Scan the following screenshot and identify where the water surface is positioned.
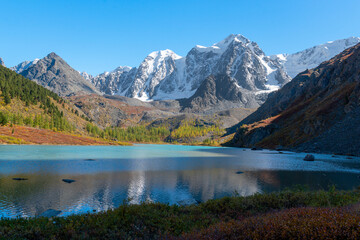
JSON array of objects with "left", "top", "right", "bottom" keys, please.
[{"left": 0, "top": 144, "right": 359, "bottom": 218}]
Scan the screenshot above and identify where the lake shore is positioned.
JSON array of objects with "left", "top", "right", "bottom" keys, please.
[{"left": 0, "top": 188, "right": 359, "bottom": 239}]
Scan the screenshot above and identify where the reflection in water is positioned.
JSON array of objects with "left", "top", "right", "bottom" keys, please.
[
  {"left": 0, "top": 169, "right": 359, "bottom": 218},
  {"left": 0, "top": 145, "right": 359, "bottom": 218}
]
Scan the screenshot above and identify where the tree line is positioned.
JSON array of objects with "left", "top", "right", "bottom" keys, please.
[{"left": 0, "top": 65, "right": 75, "bottom": 132}]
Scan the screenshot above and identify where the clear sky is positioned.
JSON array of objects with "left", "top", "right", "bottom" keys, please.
[{"left": 1, "top": 0, "right": 360, "bottom": 75}]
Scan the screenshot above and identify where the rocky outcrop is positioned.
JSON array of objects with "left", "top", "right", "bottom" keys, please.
[
  {"left": 20, "top": 52, "right": 99, "bottom": 97},
  {"left": 231, "top": 43, "right": 360, "bottom": 156}
]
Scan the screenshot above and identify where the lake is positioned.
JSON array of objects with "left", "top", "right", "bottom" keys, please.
[{"left": 0, "top": 144, "right": 359, "bottom": 218}]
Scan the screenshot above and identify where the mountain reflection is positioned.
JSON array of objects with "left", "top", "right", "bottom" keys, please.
[
  {"left": 0, "top": 168, "right": 359, "bottom": 218},
  {"left": 0, "top": 169, "right": 262, "bottom": 218}
]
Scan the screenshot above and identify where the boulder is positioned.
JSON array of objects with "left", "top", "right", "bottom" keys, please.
[
  {"left": 304, "top": 154, "right": 315, "bottom": 161},
  {"left": 62, "top": 179, "right": 76, "bottom": 183}
]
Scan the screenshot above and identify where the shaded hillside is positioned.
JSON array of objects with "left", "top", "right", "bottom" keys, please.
[
  {"left": 20, "top": 53, "right": 99, "bottom": 97},
  {"left": 231, "top": 43, "right": 360, "bottom": 156},
  {"left": 180, "top": 74, "right": 264, "bottom": 112}
]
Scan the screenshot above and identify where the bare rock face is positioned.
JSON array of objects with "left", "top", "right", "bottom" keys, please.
[
  {"left": 232, "top": 43, "right": 360, "bottom": 156},
  {"left": 20, "top": 52, "right": 100, "bottom": 97}
]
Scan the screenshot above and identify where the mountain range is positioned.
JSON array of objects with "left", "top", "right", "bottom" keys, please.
[
  {"left": 231, "top": 42, "right": 360, "bottom": 156},
  {"left": 6, "top": 34, "right": 360, "bottom": 110}
]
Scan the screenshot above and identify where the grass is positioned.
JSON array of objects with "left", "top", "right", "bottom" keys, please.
[
  {"left": 0, "top": 187, "right": 360, "bottom": 239},
  {"left": 0, "top": 134, "right": 29, "bottom": 144}
]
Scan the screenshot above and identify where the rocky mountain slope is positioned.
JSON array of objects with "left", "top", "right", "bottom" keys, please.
[
  {"left": 0, "top": 58, "right": 5, "bottom": 67},
  {"left": 18, "top": 53, "right": 100, "bottom": 97},
  {"left": 180, "top": 74, "right": 266, "bottom": 111},
  {"left": 231, "top": 42, "right": 360, "bottom": 156},
  {"left": 272, "top": 37, "right": 360, "bottom": 78}
]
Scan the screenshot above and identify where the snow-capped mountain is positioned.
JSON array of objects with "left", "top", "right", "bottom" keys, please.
[
  {"left": 124, "top": 49, "right": 182, "bottom": 100},
  {"left": 91, "top": 34, "right": 290, "bottom": 104},
  {"left": 90, "top": 66, "right": 136, "bottom": 95},
  {"left": 80, "top": 71, "right": 93, "bottom": 81},
  {"left": 0, "top": 58, "right": 5, "bottom": 67},
  {"left": 272, "top": 37, "right": 360, "bottom": 78},
  {"left": 10, "top": 59, "right": 40, "bottom": 73}
]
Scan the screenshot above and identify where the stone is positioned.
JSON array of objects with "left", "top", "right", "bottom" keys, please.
[
  {"left": 304, "top": 154, "right": 315, "bottom": 161},
  {"left": 62, "top": 179, "right": 76, "bottom": 183},
  {"left": 12, "top": 178, "right": 28, "bottom": 181}
]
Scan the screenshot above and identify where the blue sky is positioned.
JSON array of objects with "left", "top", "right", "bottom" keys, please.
[{"left": 1, "top": 0, "right": 359, "bottom": 75}]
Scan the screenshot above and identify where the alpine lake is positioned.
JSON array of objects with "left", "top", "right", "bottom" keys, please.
[{"left": 0, "top": 144, "right": 359, "bottom": 218}]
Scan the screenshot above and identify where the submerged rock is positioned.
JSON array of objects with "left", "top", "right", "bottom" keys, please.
[
  {"left": 62, "top": 179, "right": 76, "bottom": 183},
  {"left": 251, "top": 147, "right": 263, "bottom": 151},
  {"left": 12, "top": 178, "right": 28, "bottom": 181},
  {"left": 304, "top": 154, "right": 315, "bottom": 161},
  {"left": 40, "top": 209, "right": 62, "bottom": 218},
  {"left": 84, "top": 159, "right": 96, "bottom": 161}
]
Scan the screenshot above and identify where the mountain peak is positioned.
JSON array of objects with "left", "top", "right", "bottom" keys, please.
[
  {"left": 148, "top": 49, "right": 181, "bottom": 59},
  {"left": 113, "top": 66, "right": 132, "bottom": 73},
  {"left": 46, "top": 52, "right": 60, "bottom": 59},
  {"left": 193, "top": 34, "right": 252, "bottom": 54}
]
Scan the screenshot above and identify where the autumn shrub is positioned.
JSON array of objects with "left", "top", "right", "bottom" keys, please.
[{"left": 178, "top": 207, "right": 360, "bottom": 240}]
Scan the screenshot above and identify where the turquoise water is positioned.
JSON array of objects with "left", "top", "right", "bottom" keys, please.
[{"left": 0, "top": 144, "right": 359, "bottom": 218}]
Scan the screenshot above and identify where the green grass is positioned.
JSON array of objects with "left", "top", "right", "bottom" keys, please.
[
  {"left": 0, "top": 187, "right": 360, "bottom": 239},
  {"left": 0, "top": 134, "right": 29, "bottom": 144}
]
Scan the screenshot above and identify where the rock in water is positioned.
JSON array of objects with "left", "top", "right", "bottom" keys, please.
[
  {"left": 251, "top": 147, "right": 263, "bottom": 151},
  {"left": 62, "top": 179, "right": 76, "bottom": 183},
  {"left": 304, "top": 154, "right": 315, "bottom": 161},
  {"left": 39, "top": 209, "right": 62, "bottom": 218},
  {"left": 12, "top": 178, "right": 28, "bottom": 181}
]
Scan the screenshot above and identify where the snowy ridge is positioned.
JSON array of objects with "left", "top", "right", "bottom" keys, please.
[
  {"left": 272, "top": 37, "right": 360, "bottom": 78},
  {"left": 10, "top": 59, "right": 40, "bottom": 73}
]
